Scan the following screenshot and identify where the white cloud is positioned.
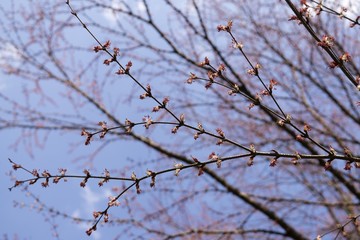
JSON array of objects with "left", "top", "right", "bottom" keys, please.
[
  {"left": 338, "top": 0, "right": 360, "bottom": 11},
  {"left": 306, "top": 0, "right": 360, "bottom": 19},
  {"left": 102, "top": 0, "right": 154, "bottom": 24},
  {"left": 72, "top": 209, "right": 101, "bottom": 240},
  {"left": 71, "top": 186, "right": 113, "bottom": 240},
  {"left": 82, "top": 186, "right": 102, "bottom": 209},
  {"left": 136, "top": 1, "right": 146, "bottom": 13},
  {"left": 0, "top": 42, "right": 22, "bottom": 91},
  {"left": 322, "top": 0, "right": 360, "bottom": 19},
  {"left": 0, "top": 42, "right": 21, "bottom": 66},
  {"left": 338, "top": 0, "right": 360, "bottom": 18},
  {"left": 102, "top": 0, "right": 125, "bottom": 24}
]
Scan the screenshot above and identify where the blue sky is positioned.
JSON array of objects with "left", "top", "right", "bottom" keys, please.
[
  {"left": 0, "top": 1, "right": 187, "bottom": 238},
  {"left": 1, "top": 0, "right": 360, "bottom": 239},
  {"left": 0, "top": 1, "right": 128, "bottom": 239}
]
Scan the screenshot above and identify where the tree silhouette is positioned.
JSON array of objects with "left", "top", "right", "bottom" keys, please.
[{"left": 2, "top": 0, "right": 360, "bottom": 239}]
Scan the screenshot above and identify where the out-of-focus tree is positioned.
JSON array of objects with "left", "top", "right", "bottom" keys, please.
[{"left": 2, "top": 0, "right": 360, "bottom": 239}]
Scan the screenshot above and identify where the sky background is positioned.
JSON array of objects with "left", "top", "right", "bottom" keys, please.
[
  {"left": 0, "top": 1, "right": 175, "bottom": 239},
  {"left": 1, "top": 0, "right": 360, "bottom": 239}
]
